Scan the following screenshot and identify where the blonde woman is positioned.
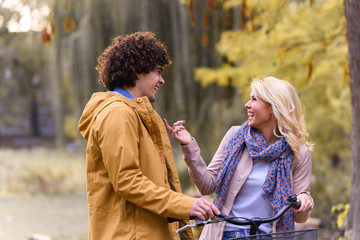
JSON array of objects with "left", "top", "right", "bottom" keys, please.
[{"left": 165, "top": 77, "right": 314, "bottom": 240}]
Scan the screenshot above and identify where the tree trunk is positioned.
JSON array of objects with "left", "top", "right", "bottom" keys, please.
[
  {"left": 29, "top": 86, "right": 40, "bottom": 137},
  {"left": 345, "top": 0, "right": 360, "bottom": 239}
]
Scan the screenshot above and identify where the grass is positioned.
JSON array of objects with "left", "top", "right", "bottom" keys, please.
[{"left": 0, "top": 147, "right": 86, "bottom": 195}]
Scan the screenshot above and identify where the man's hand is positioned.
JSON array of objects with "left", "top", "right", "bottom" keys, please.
[
  {"left": 164, "top": 119, "right": 192, "bottom": 145},
  {"left": 190, "top": 198, "right": 220, "bottom": 221}
]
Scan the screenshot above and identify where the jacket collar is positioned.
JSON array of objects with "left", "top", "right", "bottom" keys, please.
[
  {"left": 108, "top": 92, "right": 153, "bottom": 115},
  {"left": 107, "top": 92, "right": 158, "bottom": 130}
]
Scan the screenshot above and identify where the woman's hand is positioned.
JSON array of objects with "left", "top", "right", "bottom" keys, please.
[
  {"left": 163, "top": 119, "right": 192, "bottom": 145},
  {"left": 296, "top": 193, "right": 314, "bottom": 214}
]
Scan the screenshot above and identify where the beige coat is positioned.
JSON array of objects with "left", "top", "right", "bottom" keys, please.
[
  {"left": 79, "top": 92, "right": 194, "bottom": 240},
  {"left": 181, "top": 126, "right": 312, "bottom": 240}
]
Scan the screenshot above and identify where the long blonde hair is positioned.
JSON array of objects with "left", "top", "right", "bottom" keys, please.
[{"left": 250, "top": 77, "right": 313, "bottom": 160}]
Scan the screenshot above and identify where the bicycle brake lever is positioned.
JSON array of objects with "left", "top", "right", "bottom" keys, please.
[
  {"left": 193, "top": 214, "right": 226, "bottom": 227},
  {"left": 176, "top": 214, "right": 227, "bottom": 237},
  {"left": 195, "top": 217, "right": 205, "bottom": 226}
]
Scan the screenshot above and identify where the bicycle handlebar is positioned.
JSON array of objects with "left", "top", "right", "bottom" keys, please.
[{"left": 175, "top": 194, "right": 301, "bottom": 237}]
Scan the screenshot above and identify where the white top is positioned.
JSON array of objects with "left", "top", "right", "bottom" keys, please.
[{"left": 224, "top": 150, "right": 273, "bottom": 233}]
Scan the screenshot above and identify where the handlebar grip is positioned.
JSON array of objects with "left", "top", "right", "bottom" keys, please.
[
  {"left": 167, "top": 215, "right": 199, "bottom": 223},
  {"left": 190, "top": 214, "right": 224, "bottom": 221},
  {"left": 287, "top": 194, "right": 301, "bottom": 210},
  {"left": 216, "top": 213, "right": 227, "bottom": 218}
]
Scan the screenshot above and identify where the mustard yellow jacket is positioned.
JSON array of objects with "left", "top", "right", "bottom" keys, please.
[{"left": 79, "top": 92, "right": 194, "bottom": 240}]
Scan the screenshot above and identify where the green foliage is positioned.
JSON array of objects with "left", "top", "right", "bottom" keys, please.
[
  {"left": 0, "top": 148, "right": 86, "bottom": 195},
  {"left": 194, "top": 0, "right": 351, "bottom": 218}
]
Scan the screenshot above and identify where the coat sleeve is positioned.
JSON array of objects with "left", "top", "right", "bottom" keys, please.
[
  {"left": 96, "top": 105, "right": 194, "bottom": 220},
  {"left": 292, "top": 145, "right": 313, "bottom": 223},
  {"left": 180, "top": 127, "right": 237, "bottom": 196}
]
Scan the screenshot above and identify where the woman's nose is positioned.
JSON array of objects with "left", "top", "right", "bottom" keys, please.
[{"left": 160, "top": 76, "right": 165, "bottom": 85}]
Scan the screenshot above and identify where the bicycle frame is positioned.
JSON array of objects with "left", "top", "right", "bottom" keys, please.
[{"left": 176, "top": 194, "right": 301, "bottom": 239}]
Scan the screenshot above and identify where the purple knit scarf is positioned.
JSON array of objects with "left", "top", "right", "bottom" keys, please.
[{"left": 213, "top": 122, "right": 295, "bottom": 232}]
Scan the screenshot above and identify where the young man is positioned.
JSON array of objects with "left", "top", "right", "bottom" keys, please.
[{"left": 78, "top": 32, "right": 219, "bottom": 240}]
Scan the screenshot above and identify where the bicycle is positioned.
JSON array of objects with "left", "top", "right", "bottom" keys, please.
[{"left": 175, "top": 194, "right": 317, "bottom": 240}]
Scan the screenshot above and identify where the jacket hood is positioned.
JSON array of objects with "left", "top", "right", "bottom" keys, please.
[{"left": 78, "top": 92, "right": 133, "bottom": 140}]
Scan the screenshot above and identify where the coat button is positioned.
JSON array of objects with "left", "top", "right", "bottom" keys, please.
[{"left": 137, "top": 98, "right": 142, "bottom": 102}]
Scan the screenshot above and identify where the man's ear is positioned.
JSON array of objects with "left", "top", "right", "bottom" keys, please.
[
  {"left": 136, "top": 72, "right": 146, "bottom": 82},
  {"left": 135, "top": 73, "right": 140, "bottom": 81}
]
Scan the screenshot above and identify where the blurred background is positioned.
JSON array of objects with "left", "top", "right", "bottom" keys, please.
[{"left": 0, "top": 0, "right": 353, "bottom": 239}]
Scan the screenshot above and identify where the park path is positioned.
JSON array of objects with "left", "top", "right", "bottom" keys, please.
[{"left": 0, "top": 195, "right": 88, "bottom": 240}]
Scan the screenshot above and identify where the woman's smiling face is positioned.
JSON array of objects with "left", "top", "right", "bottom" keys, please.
[{"left": 245, "top": 90, "right": 274, "bottom": 132}]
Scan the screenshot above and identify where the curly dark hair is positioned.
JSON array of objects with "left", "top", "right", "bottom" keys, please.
[{"left": 96, "top": 32, "right": 172, "bottom": 91}]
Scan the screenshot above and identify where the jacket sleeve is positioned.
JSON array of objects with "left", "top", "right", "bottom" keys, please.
[
  {"left": 180, "top": 127, "right": 237, "bottom": 196},
  {"left": 95, "top": 105, "right": 194, "bottom": 220},
  {"left": 292, "top": 145, "right": 313, "bottom": 223}
]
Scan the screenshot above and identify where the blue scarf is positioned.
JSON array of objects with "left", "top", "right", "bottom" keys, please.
[{"left": 213, "top": 122, "right": 294, "bottom": 232}]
